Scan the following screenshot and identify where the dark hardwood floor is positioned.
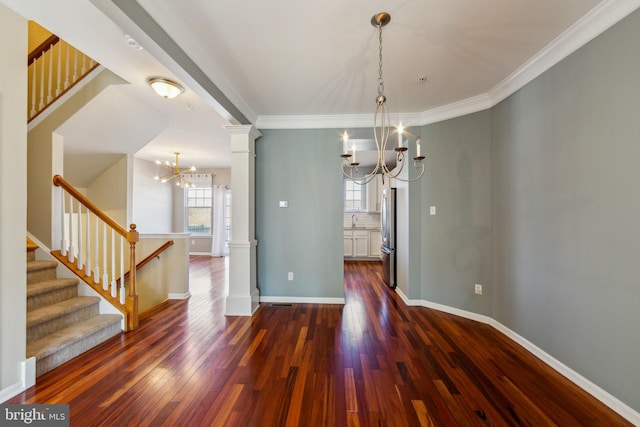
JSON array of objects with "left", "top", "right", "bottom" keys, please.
[{"left": 6, "top": 257, "right": 630, "bottom": 426}]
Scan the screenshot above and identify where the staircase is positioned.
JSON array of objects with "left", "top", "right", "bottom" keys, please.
[{"left": 26, "top": 240, "right": 122, "bottom": 376}]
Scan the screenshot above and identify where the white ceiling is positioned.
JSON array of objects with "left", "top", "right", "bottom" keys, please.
[{"left": 4, "top": 0, "right": 639, "bottom": 180}]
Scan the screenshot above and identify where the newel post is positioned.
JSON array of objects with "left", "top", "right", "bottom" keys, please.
[{"left": 126, "top": 223, "right": 139, "bottom": 330}]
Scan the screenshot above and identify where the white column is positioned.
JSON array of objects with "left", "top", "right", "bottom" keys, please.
[{"left": 224, "top": 124, "right": 261, "bottom": 316}]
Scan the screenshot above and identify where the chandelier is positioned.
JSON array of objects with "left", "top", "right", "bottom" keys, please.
[
  {"left": 154, "top": 152, "right": 196, "bottom": 187},
  {"left": 341, "top": 12, "right": 425, "bottom": 184}
]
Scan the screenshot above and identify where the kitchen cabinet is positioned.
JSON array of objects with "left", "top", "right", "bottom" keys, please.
[
  {"left": 369, "top": 230, "right": 381, "bottom": 258},
  {"left": 366, "top": 174, "right": 383, "bottom": 212},
  {"left": 344, "top": 229, "right": 381, "bottom": 259}
]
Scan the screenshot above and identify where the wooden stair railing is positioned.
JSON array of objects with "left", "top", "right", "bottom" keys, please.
[
  {"left": 117, "top": 240, "right": 174, "bottom": 285},
  {"left": 53, "top": 175, "right": 140, "bottom": 330},
  {"left": 28, "top": 33, "right": 99, "bottom": 122}
]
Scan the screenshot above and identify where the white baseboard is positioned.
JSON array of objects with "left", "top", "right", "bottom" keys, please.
[
  {"left": 260, "top": 296, "right": 346, "bottom": 305},
  {"left": 23, "top": 357, "right": 36, "bottom": 390},
  {"left": 489, "top": 319, "right": 640, "bottom": 425},
  {"left": 395, "top": 289, "right": 640, "bottom": 425},
  {"left": 0, "top": 358, "right": 36, "bottom": 403},
  {"left": 168, "top": 292, "right": 191, "bottom": 300},
  {"left": 0, "top": 381, "right": 24, "bottom": 404}
]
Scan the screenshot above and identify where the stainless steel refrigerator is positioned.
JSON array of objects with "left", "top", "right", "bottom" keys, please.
[{"left": 381, "top": 187, "right": 396, "bottom": 289}]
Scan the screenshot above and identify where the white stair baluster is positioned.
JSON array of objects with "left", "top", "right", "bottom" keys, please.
[
  {"left": 102, "top": 222, "right": 108, "bottom": 290},
  {"left": 30, "top": 62, "right": 37, "bottom": 118},
  {"left": 55, "top": 42, "right": 62, "bottom": 97},
  {"left": 72, "top": 48, "right": 78, "bottom": 83},
  {"left": 60, "top": 189, "right": 67, "bottom": 257},
  {"left": 38, "top": 52, "right": 45, "bottom": 110},
  {"left": 46, "top": 44, "right": 53, "bottom": 104},
  {"left": 67, "top": 193, "right": 74, "bottom": 263},
  {"left": 64, "top": 43, "right": 70, "bottom": 89},
  {"left": 110, "top": 229, "right": 117, "bottom": 298},
  {"left": 85, "top": 211, "right": 92, "bottom": 277},
  {"left": 81, "top": 53, "right": 87, "bottom": 75},
  {"left": 93, "top": 217, "right": 100, "bottom": 284},
  {"left": 119, "top": 236, "right": 125, "bottom": 304},
  {"left": 76, "top": 198, "right": 83, "bottom": 270}
]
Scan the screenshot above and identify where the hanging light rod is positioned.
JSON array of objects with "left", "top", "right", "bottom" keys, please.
[{"left": 341, "top": 12, "right": 425, "bottom": 184}]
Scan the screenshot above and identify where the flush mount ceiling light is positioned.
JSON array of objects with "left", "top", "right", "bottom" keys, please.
[
  {"left": 154, "top": 152, "right": 196, "bottom": 187},
  {"left": 148, "top": 78, "right": 184, "bottom": 99},
  {"left": 341, "top": 12, "right": 425, "bottom": 184}
]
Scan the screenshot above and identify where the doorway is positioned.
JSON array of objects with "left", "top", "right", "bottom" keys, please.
[{"left": 342, "top": 176, "right": 384, "bottom": 282}]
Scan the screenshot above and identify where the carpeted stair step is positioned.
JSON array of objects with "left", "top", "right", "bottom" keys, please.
[
  {"left": 27, "top": 260, "right": 58, "bottom": 285},
  {"left": 27, "top": 314, "right": 122, "bottom": 376},
  {"left": 27, "top": 296, "right": 101, "bottom": 344},
  {"left": 27, "top": 278, "right": 79, "bottom": 311},
  {"left": 27, "top": 237, "right": 38, "bottom": 262}
]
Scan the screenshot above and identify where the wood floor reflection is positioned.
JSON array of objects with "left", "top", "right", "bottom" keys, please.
[{"left": 5, "top": 257, "right": 630, "bottom": 426}]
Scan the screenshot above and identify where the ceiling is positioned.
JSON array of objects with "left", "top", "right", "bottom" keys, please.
[{"left": 3, "top": 0, "right": 638, "bottom": 181}]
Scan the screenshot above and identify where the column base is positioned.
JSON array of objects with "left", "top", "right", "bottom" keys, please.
[{"left": 226, "top": 239, "right": 258, "bottom": 316}]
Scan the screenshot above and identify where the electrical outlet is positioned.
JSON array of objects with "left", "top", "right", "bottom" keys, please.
[
  {"left": 288, "top": 272, "right": 294, "bottom": 281},
  {"left": 475, "top": 284, "right": 482, "bottom": 295}
]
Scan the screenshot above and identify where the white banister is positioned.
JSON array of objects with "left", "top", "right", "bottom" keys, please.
[{"left": 53, "top": 175, "right": 141, "bottom": 331}]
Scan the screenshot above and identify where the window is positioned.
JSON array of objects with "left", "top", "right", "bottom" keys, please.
[
  {"left": 186, "top": 187, "right": 212, "bottom": 234},
  {"left": 344, "top": 179, "right": 366, "bottom": 211}
]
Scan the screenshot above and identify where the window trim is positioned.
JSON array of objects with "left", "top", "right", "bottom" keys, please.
[
  {"left": 185, "top": 186, "right": 213, "bottom": 235},
  {"left": 344, "top": 179, "right": 366, "bottom": 212}
]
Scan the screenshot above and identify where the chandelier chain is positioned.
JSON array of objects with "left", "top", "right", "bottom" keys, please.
[
  {"left": 340, "top": 12, "right": 425, "bottom": 184},
  {"left": 377, "top": 23, "right": 385, "bottom": 99}
]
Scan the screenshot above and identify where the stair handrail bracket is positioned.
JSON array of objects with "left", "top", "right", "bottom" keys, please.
[{"left": 52, "top": 174, "right": 139, "bottom": 330}]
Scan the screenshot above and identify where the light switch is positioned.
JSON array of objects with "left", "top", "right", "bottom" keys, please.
[
  {"left": 279, "top": 201, "right": 288, "bottom": 208},
  {"left": 430, "top": 206, "right": 436, "bottom": 215}
]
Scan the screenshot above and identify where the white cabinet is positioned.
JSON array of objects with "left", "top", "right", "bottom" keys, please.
[
  {"left": 343, "top": 231, "right": 353, "bottom": 257},
  {"left": 354, "top": 230, "right": 369, "bottom": 257},
  {"left": 366, "top": 174, "right": 383, "bottom": 212},
  {"left": 369, "top": 230, "right": 381, "bottom": 258},
  {"left": 344, "top": 229, "right": 381, "bottom": 259}
]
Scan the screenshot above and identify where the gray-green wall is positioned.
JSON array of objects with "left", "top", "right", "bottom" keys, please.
[
  {"left": 254, "top": 8, "right": 640, "bottom": 413},
  {"left": 256, "top": 129, "right": 345, "bottom": 299},
  {"left": 492, "top": 8, "right": 640, "bottom": 411},
  {"left": 418, "top": 111, "right": 493, "bottom": 314}
]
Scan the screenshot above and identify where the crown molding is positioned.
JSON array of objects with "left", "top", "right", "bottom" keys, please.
[
  {"left": 255, "top": 0, "right": 640, "bottom": 130},
  {"left": 489, "top": 0, "right": 640, "bottom": 105}
]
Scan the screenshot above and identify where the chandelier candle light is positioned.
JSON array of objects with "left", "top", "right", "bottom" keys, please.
[
  {"left": 154, "top": 152, "right": 197, "bottom": 187},
  {"left": 341, "top": 12, "right": 426, "bottom": 184}
]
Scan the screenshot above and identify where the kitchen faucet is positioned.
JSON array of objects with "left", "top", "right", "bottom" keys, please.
[{"left": 352, "top": 214, "right": 358, "bottom": 228}]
